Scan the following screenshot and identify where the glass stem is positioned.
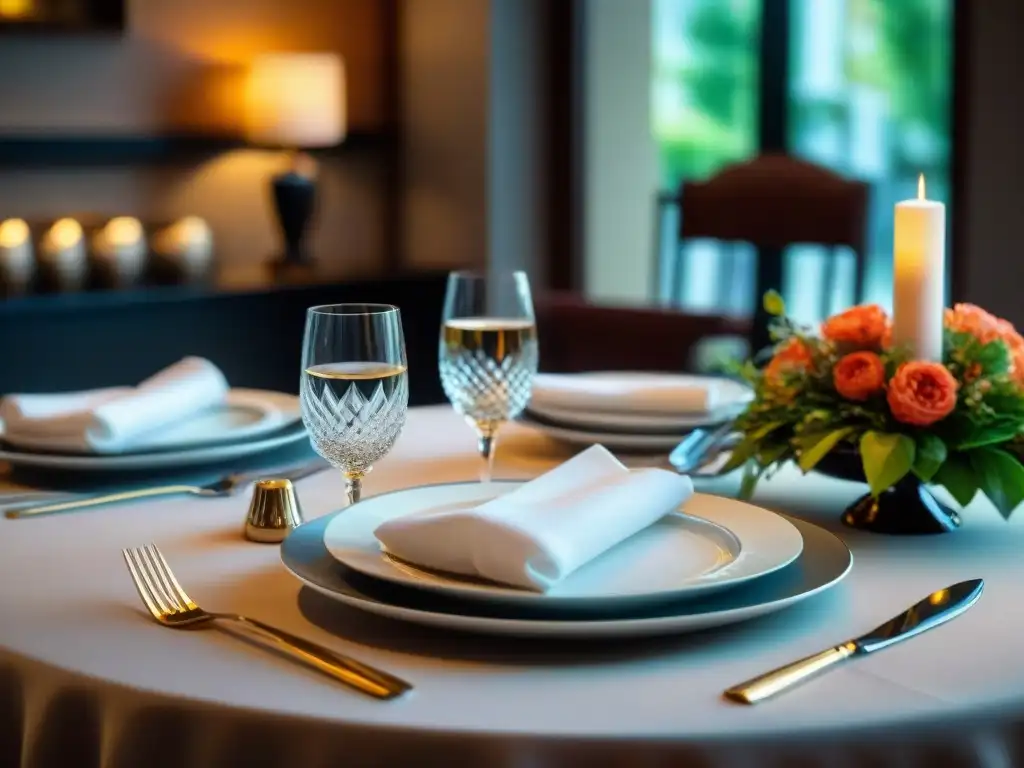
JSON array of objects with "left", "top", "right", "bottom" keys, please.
[
  {"left": 476, "top": 426, "right": 499, "bottom": 483},
  {"left": 344, "top": 472, "right": 365, "bottom": 506}
]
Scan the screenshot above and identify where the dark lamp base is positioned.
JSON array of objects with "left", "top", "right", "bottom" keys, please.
[{"left": 270, "top": 168, "right": 317, "bottom": 267}]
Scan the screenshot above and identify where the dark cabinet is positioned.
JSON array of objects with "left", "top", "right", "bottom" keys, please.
[{"left": 0, "top": 272, "right": 449, "bottom": 406}]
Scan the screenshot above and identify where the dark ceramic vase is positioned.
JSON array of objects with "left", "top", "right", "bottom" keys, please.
[{"left": 814, "top": 447, "right": 961, "bottom": 534}]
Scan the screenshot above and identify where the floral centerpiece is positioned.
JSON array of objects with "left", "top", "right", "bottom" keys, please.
[{"left": 724, "top": 293, "right": 1024, "bottom": 530}]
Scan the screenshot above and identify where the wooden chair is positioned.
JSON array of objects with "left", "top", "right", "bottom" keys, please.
[
  {"left": 535, "top": 291, "right": 749, "bottom": 374},
  {"left": 663, "top": 153, "right": 869, "bottom": 355}
]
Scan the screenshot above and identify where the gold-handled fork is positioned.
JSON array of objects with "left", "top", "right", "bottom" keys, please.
[{"left": 122, "top": 544, "right": 412, "bottom": 700}]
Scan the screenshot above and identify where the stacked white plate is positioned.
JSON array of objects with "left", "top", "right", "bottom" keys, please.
[
  {"left": 520, "top": 372, "right": 754, "bottom": 452},
  {"left": 281, "top": 481, "right": 853, "bottom": 639},
  {"left": 0, "top": 389, "right": 307, "bottom": 471}
]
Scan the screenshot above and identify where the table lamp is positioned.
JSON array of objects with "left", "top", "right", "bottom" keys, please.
[{"left": 245, "top": 53, "right": 345, "bottom": 266}]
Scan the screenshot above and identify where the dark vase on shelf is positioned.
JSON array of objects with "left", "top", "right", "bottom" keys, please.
[{"left": 814, "top": 447, "right": 961, "bottom": 534}]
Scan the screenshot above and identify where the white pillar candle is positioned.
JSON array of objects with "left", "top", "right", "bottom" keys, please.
[
  {"left": 41, "top": 218, "right": 87, "bottom": 290},
  {"left": 94, "top": 216, "right": 147, "bottom": 284},
  {"left": 0, "top": 218, "right": 34, "bottom": 290},
  {"left": 153, "top": 216, "right": 213, "bottom": 279},
  {"left": 892, "top": 175, "right": 946, "bottom": 361}
]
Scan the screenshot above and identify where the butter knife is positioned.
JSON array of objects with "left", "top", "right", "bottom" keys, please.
[
  {"left": 724, "top": 578, "right": 984, "bottom": 704},
  {"left": 668, "top": 422, "right": 737, "bottom": 475},
  {"left": 5, "top": 458, "right": 328, "bottom": 519}
]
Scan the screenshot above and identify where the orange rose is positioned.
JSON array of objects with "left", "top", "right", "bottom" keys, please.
[
  {"left": 833, "top": 351, "right": 886, "bottom": 401},
  {"left": 944, "top": 303, "right": 1004, "bottom": 345},
  {"left": 947, "top": 304, "right": 1024, "bottom": 386},
  {"left": 821, "top": 304, "right": 888, "bottom": 348},
  {"left": 996, "top": 321, "right": 1024, "bottom": 386},
  {"left": 887, "top": 361, "right": 959, "bottom": 426},
  {"left": 882, "top": 321, "right": 893, "bottom": 349},
  {"left": 765, "top": 338, "right": 814, "bottom": 385}
]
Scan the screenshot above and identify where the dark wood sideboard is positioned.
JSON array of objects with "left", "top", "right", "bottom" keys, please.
[{"left": 0, "top": 270, "right": 450, "bottom": 407}]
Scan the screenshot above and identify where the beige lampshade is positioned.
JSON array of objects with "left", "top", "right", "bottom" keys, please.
[{"left": 245, "top": 53, "right": 346, "bottom": 148}]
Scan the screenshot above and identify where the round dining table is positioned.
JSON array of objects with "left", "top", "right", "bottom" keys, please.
[{"left": 1, "top": 405, "right": 1023, "bottom": 768}]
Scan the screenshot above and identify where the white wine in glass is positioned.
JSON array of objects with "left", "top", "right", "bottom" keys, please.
[
  {"left": 438, "top": 272, "right": 538, "bottom": 480},
  {"left": 301, "top": 305, "right": 408, "bottom": 505}
]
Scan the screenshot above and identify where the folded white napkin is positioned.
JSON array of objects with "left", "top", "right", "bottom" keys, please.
[
  {"left": 530, "top": 373, "right": 719, "bottom": 416},
  {"left": 0, "top": 357, "right": 229, "bottom": 453},
  {"left": 374, "top": 445, "right": 694, "bottom": 592}
]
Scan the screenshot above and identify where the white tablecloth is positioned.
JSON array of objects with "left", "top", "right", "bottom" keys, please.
[{"left": 2, "top": 406, "right": 1024, "bottom": 768}]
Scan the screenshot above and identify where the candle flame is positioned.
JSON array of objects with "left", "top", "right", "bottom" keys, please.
[
  {"left": 918, "top": 174, "right": 926, "bottom": 200},
  {"left": 0, "top": 218, "right": 28, "bottom": 248},
  {"left": 49, "top": 218, "right": 83, "bottom": 249}
]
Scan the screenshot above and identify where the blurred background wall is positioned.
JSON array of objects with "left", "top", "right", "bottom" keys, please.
[{"left": 0, "top": 0, "right": 389, "bottom": 274}]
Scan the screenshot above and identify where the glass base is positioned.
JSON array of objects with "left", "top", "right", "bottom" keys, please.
[
  {"left": 472, "top": 419, "right": 501, "bottom": 483},
  {"left": 343, "top": 470, "right": 367, "bottom": 507},
  {"left": 841, "top": 476, "right": 961, "bottom": 535}
]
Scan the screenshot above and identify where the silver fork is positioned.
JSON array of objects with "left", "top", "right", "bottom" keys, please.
[
  {"left": 5, "top": 459, "right": 328, "bottom": 519},
  {"left": 122, "top": 544, "right": 411, "bottom": 700}
]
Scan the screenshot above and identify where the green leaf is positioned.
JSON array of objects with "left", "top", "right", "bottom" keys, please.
[
  {"left": 969, "top": 447, "right": 1024, "bottom": 519},
  {"left": 718, "top": 438, "right": 758, "bottom": 474},
  {"left": 912, "top": 433, "right": 948, "bottom": 482},
  {"left": 797, "top": 427, "right": 855, "bottom": 472},
  {"left": 739, "top": 359, "right": 760, "bottom": 383},
  {"left": 937, "top": 413, "right": 979, "bottom": 449},
  {"left": 933, "top": 454, "right": 979, "bottom": 507},
  {"left": 738, "top": 462, "right": 761, "bottom": 499},
  {"left": 982, "top": 391, "right": 1024, "bottom": 416},
  {"left": 757, "top": 442, "right": 790, "bottom": 466},
  {"left": 719, "top": 423, "right": 787, "bottom": 475},
  {"left": 762, "top": 290, "right": 785, "bottom": 317},
  {"left": 975, "top": 339, "right": 1011, "bottom": 375},
  {"left": 956, "top": 418, "right": 1024, "bottom": 450},
  {"left": 748, "top": 420, "right": 786, "bottom": 442},
  {"left": 859, "top": 431, "right": 916, "bottom": 497},
  {"left": 716, "top": 455, "right": 748, "bottom": 476}
]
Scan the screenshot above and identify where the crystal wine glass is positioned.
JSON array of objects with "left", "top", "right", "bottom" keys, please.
[
  {"left": 300, "top": 304, "right": 408, "bottom": 505},
  {"left": 438, "top": 271, "right": 538, "bottom": 481}
]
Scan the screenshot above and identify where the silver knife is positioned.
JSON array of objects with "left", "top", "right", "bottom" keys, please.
[
  {"left": 4, "top": 458, "right": 328, "bottom": 519},
  {"left": 669, "top": 422, "right": 739, "bottom": 475},
  {"left": 724, "top": 578, "right": 984, "bottom": 704},
  {"left": 0, "top": 457, "right": 328, "bottom": 513}
]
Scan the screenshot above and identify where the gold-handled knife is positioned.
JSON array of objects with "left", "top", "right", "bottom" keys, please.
[{"left": 724, "top": 579, "right": 984, "bottom": 704}]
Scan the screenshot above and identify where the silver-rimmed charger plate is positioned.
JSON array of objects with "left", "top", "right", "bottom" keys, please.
[
  {"left": 323, "top": 482, "right": 803, "bottom": 611},
  {"left": 281, "top": 512, "right": 852, "bottom": 639}
]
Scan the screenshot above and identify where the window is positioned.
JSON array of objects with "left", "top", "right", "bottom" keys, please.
[{"left": 652, "top": 0, "right": 953, "bottom": 325}]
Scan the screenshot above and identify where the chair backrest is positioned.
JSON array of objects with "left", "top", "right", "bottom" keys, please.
[
  {"left": 671, "top": 153, "right": 870, "bottom": 355},
  {"left": 679, "top": 153, "right": 868, "bottom": 250},
  {"left": 535, "top": 292, "right": 749, "bottom": 374}
]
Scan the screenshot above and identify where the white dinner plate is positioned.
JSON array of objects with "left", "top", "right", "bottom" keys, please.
[
  {"left": 0, "top": 388, "right": 301, "bottom": 455},
  {"left": 323, "top": 482, "right": 803, "bottom": 611},
  {"left": 282, "top": 512, "right": 852, "bottom": 639},
  {"left": 528, "top": 373, "right": 753, "bottom": 432}
]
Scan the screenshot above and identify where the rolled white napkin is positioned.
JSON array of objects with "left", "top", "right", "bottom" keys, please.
[
  {"left": 374, "top": 445, "right": 694, "bottom": 592},
  {"left": 530, "top": 373, "right": 719, "bottom": 415},
  {"left": 0, "top": 357, "right": 229, "bottom": 453}
]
